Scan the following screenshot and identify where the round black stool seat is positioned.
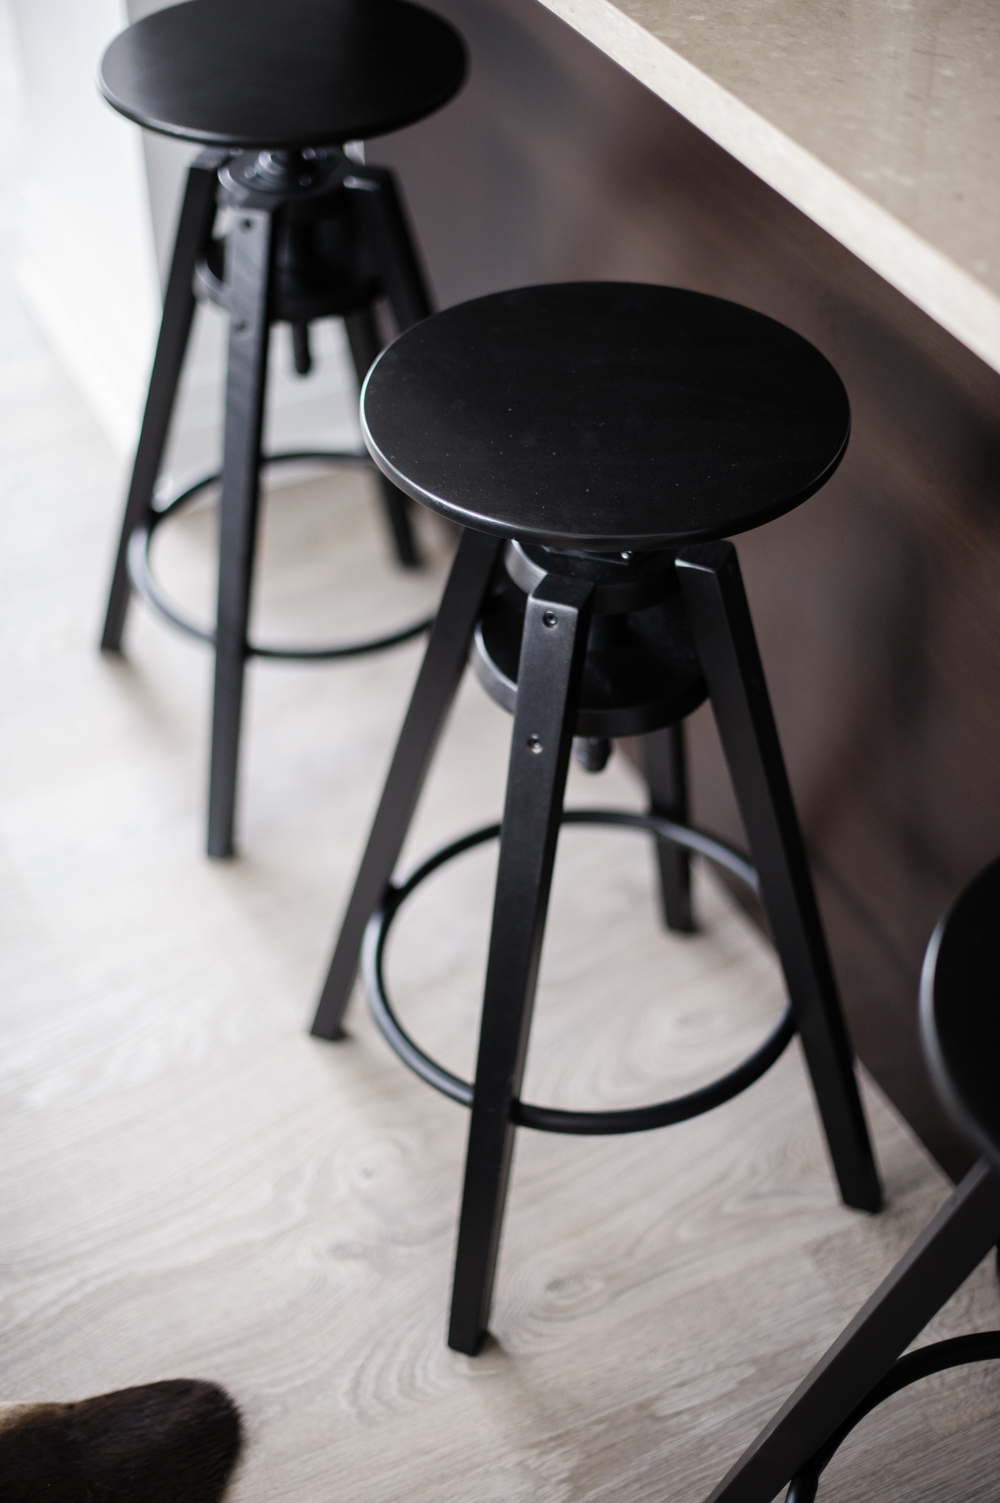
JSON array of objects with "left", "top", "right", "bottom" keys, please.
[
  {"left": 362, "top": 282, "right": 850, "bottom": 550},
  {"left": 99, "top": 0, "right": 466, "bottom": 148}
]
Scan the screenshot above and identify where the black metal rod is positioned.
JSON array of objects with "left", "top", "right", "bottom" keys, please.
[
  {"left": 677, "top": 541, "right": 882, "bottom": 1214},
  {"left": 291, "top": 322, "right": 312, "bottom": 375},
  {"left": 100, "top": 150, "right": 225, "bottom": 652},
  {"left": 641, "top": 721, "right": 695, "bottom": 933},
  {"left": 309, "top": 527, "right": 503, "bottom": 1040},
  {"left": 703, "top": 1159, "right": 1000, "bottom": 1503},
  {"left": 206, "top": 208, "right": 275, "bottom": 859},
  {"left": 448, "top": 571, "right": 595, "bottom": 1356}
]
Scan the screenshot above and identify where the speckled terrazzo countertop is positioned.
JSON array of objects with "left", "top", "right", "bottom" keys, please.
[{"left": 534, "top": 0, "right": 1000, "bottom": 373}]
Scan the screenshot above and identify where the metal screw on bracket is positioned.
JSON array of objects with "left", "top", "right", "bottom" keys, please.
[
  {"left": 526, "top": 735, "right": 543, "bottom": 753},
  {"left": 542, "top": 610, "right": 558, "bottom": 627}
]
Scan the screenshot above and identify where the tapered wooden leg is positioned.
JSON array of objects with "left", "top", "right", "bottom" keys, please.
[
  {"left": 448, "top": 572, "right": 595, "bottom": 1355},
  {"left": 310, "top": 528, "right": 503, "bottom": 1040},
  {"left": 641, "top": 721, "right": 695, "bottom": 933},
  {"left": 344, "top": 167, "right": 432, "bottom": 566},
  {"left": 677, "top": 541, "right": 882, "bottom": 1213},
  {"left": 101, "top": 152, "right": 224, "bottom": 652},
  {"left": 206, "top": 209, "right": 274, "bottom": 859},
  {"left": 704, "top": 1160, "right": 1000, "bottom": 1503},
  {"left": 343, "top": 306, "right": 420, "bottom": 567},
  {"left": 346, "top": 166, "right": 433, "bottom": 330}
]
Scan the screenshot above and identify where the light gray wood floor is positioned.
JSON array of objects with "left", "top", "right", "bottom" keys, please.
[{"left": 2, "top": 188, "right": 1000, "bottom": 1503}]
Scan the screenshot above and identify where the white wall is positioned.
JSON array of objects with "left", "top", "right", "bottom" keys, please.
[
  {"left": 5, "top": 0, "right": 360, "bottom": 484},
  {"left": 6, "top": 0, "right": 160, "bottom": 452}
]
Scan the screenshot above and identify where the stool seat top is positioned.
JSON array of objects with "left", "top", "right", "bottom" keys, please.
[
  {"left": 362, "top": 283, "right": 851, "bottom": 550},
  {"left": 99, "top": 0, "right": 466, "bottom": 149}
]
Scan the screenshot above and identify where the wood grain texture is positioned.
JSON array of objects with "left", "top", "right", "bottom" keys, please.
[
  {"left": 369, "top": 0, "right": 1000, "bottom": 1179},
  {"left": 2, "top": 211, "right": 1000, "bottom": 1499}
]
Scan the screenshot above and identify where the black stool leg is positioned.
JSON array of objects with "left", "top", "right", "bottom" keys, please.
[
  {"left": 206, "top": 209, "right": 275, "bottom": 859},
  {"left": 310, "top": 527, "right": 503, "bottom": 1039},
  {"left": 347, "top": 166, "right": 433, "bottom": 330},
  {"left": 448, "top": 573, "right": 595, "bottom": 1356},
  {"left": 343, "top": 306, "right": 420, "bottom": 568},
  {"left": 677, "top": 541, "right": 881, "bottom": 1213},
  {"left": 100, "top": 151, "right": 223, "bottom": 652},
  {"left": 641, "top": 722, "right": 696, "bottom": 933},
  {"left": 704, "top": 1158, "right": 1000, "bottom": 1503}
]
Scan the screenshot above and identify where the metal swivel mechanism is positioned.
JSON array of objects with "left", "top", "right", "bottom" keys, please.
[
  {"left": 97, "top": 0, "right": 466, "bottom": 856},
  {"left": 311, "top": 281, "right": 884, "bottom": 1356}
]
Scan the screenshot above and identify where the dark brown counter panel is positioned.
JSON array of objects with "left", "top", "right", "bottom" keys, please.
[{"left": 372, "top": 0, "right": 1000, "bottom": 1180}]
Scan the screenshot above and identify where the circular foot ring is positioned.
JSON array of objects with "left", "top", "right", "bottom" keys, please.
[
  {"left": 362, "top": 809, "right": 796, "bottom": 1136},
  {"left": 126, "top": 450, "right": 434, "bottom": 660}
]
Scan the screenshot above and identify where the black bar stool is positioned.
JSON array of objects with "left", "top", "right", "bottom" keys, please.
[
  {"left": 310, "top": 281, "right": 883, "bottom": 1355},
  {"left": 97, "top": 0, "right": 466, "bottom": 856},
  {"left": 706, "top": 855, "right": 1000, "bottom": 1503}
]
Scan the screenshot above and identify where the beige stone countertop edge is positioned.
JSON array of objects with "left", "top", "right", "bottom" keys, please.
[{"left": 537, "top": 0, "right": 1000, "bottom": 377}]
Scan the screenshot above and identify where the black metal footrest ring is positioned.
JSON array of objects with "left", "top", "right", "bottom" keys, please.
[
  {"left": 361, "top": 808, "right": 796, "bottom": 1136},
  {"left": 126, "top": 449, "right": 434, "bottom": 660},
  {"left": 785, "top": 1332, "right": 1000, "bottom": 1502}
]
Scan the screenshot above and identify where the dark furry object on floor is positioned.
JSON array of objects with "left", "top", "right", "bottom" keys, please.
[{"left": 0, "top": 1378, "right": 242, "bottom": 1502}]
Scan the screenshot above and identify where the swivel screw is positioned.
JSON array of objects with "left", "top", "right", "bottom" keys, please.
[
  {"left": 542, "top": 610, "right": 558, "bottom": 628},
  {"left": 526, "top": 735, "right": 543, "bottom": 754}
]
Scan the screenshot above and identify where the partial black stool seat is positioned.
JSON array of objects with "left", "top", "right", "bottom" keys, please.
[
  {"left": 98, "top": 0, "right": 466, "bottom": 856},
  {"left": 310, "top": 282, "right": 883, "bottom": 1355},
  {"left": 706, "top": 856, "right": 1000, "bottom": 1503}
]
